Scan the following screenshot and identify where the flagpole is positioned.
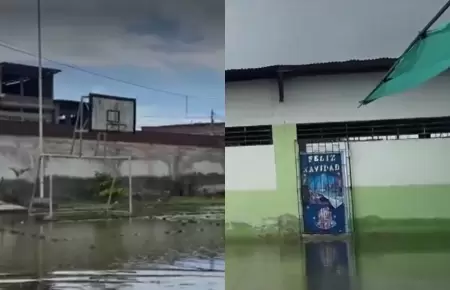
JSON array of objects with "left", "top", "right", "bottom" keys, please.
[
  {"left": 37, "top": 0, "right": 44, "bottom": 199},
  {"left": 359, "top": 0, "right": 450, "bottom": 107}
]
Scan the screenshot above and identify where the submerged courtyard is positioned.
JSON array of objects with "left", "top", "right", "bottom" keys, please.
[{"left": 0, "top": 204, "right": 225, "bottom": 289}]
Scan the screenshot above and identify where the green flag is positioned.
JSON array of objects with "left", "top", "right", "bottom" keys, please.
[{"left": 360, "top": 21, "right": 450, "bottom": 105}]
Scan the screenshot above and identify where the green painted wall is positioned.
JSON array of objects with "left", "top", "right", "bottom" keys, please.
[
  {"left": 225, "top": 190, "right": 278, "bottom": 225},
  {"left": 226, "top": 123, "right": 450, "bottom": 237},
  {"left": 272, "top": 124, "right": 298, "bottom": 217},
  {"left": 226, "top": 124, "right": 300, "bottom": 238},
  {"left": 353, "top": 185, "right": 450, "bottom": 232}
]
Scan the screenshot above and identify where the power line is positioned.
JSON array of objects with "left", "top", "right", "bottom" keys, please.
[{"left": 0, "top": 39, "right": 220, "bottom": 100}]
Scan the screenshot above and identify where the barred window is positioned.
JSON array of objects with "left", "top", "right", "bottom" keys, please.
[
  {"left": 297, "top": 116, "right": 450, "bottom": 141},
  {"left": 225, "top": 125, "right": 273, "bottom": 146}
]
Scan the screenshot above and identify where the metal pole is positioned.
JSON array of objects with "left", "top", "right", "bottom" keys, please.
[
  {"left": 37, "top": 0, "right": 44, "bottom": 198},
  {"left": 128, "top": 156, "right": 133, "bottom": 216},
  {"left": 360, "top": 0, "right": 450, "bottom": 106},
  {"left": 79, "top": 97, "right": 84, "bottom": 157},
  {"left": 49, "top": 173, "right": 53, "bottom": 218},
  {"left": 69, "top": 97, "right": 82, "bottom": 155},
  {"left": 0, "top": 66, "right": 3, "bottom": 95},
  {"left": 210, "top": 109, "right": 214, "bottom": 135}
]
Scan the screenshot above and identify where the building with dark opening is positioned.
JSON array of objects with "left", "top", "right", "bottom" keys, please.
[{"left": 0, "top": 62, "right": 60, "bottom": 123}]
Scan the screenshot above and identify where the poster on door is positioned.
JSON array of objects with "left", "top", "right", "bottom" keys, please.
[{"left": 300, "top": 153, "right": 346, "bottom": 234}]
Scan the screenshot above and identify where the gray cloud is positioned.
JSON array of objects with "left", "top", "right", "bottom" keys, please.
[
  {"left": 226, "top": 0, "right": 450, "bottom": 69},
  {"left": 0, "top": 0, "right": 224, "bottom": 70}
]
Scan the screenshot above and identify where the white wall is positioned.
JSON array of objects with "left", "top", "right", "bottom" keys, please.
[
  {"left": 226, "top": 72, "right": 450, "bottom": 126},
  {"left": 350, "top": 138, "right": 450, "bottom": 187},
  {"left": 225, "top": 145, "right": 277, "bottom": 191},
  {"left": 0, "top": 135, "right": 224, "bottom": 181}
]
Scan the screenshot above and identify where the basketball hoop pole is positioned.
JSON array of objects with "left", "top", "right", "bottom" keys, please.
[{"left": 37, "top": 0, "right": 45, "bottom": 199}]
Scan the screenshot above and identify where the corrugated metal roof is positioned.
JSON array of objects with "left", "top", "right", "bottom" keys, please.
[{"left": 225, "top": 58, "right": 396, "bottom": 82}]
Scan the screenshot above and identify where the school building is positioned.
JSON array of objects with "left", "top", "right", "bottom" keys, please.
[{"left": 225, "top": 58, "right": 450, "bottom": 236}]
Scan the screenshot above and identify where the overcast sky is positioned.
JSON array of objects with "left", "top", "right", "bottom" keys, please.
[
  {"left": 226, "top": 0, "right": 450, "bottom": 69},
  {"left": 0, "top": 0, "right": 224, "bottom": 126},
  {"left": 4, "top": 0, "right": 449, "bottom": 124}
]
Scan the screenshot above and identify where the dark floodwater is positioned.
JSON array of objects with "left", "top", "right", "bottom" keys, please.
[
  {"left": 0, "top": 215, "right": 224, "bottom": 289},
  {"left": 226, "top": 234, "right": 450, "bottom": 290}
]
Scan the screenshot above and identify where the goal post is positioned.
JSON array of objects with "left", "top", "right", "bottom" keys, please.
[
  {"left": 30, "top": 153, "right": 134, "bottom": 218},
  {"left": 29, "top": 93, "right": 138, "bottom": 219}
]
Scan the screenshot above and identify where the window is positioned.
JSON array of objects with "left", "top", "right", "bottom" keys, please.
[
  {"left": 296, "top": 116, "right": 450, "bottom": 141},
  {"left": 225, "top": 125, "right": 273, "bottom": 146}
]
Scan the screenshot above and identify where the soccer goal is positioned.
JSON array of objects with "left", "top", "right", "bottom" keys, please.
[{"left": 28, "top": 153, "right": 134, "bottom": 219}]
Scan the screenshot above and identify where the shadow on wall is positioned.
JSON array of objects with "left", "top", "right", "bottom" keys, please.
[
  {"left": 0, "top": 173, "right": 224, "bottom": 206},
  {"left": 0, "top": 136, "right": 225, "bottom": 205}
]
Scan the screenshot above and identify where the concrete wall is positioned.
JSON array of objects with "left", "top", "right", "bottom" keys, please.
[
  {"left": 226, "top": 72, "right": 450, "bottom": 126},
  {"left": 225, "top": 125, "right": 299, "bottom": 237},
  {"left": 226, "top": 124, "right": 450, "bottom": 235},
  {"left": 349, "top": 138, "right": 450, "bottom": 231},
  {"left": 225, "top": 145, "right": 277, "bottom": 191},
  {"left": 0, "top": 135, "right": 224, "bottom": 204},
  {"left": 226, "top": 72, "right": 450, "bottom": 236}
]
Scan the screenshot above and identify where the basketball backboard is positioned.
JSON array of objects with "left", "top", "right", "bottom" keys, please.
[{"left": 89, "top": 93, "right": 136, "bottom": 133}]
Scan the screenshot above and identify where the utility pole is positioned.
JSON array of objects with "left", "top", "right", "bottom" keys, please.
[
  {"left": 37, "top": 0, "right": 44, "bottom": 199},
  {"left": 210, "top": 109, "right": 215, "bottom": 135},
  {"left": 210, "top": 109, "right": 215, "bottom": 124}
]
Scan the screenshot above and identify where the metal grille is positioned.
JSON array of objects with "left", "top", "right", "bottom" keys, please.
[
  {"left": 296, "top": 116, "right": 450, "bottom": 141},
  {"left": 296, "top": 141, "right": 354, "bottom": 234},
  {"left": 225, "top": 125, "right": 273, "bottom": 147}
]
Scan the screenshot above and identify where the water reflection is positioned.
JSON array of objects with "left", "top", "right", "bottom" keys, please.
[
  {"left": 226, "top": 234, "right": 450, "bottom": 290},
  {"left": 0, "top": 217, "right": 224, "bottom": 289},
  {"left": 304, "top": 241, "right": 354, "bottom": 290}
]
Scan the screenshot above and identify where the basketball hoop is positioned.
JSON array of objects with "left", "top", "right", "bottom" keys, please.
[{"left": 88, "top": 93, "right": 136, "bottom": 133}]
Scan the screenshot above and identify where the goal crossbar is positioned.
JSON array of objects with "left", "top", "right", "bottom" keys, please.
[{"left": 41, "top": 153, "right": 134, "bottom": 160}]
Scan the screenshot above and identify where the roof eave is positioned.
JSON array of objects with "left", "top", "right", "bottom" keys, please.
[{"left": 225, "top": 58, "right": 397, "bottom": 83}]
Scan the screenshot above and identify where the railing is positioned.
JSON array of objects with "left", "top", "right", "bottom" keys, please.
[
  {"left": 0, "top": 93, "right": 54, "bottom": 109},
  {"left": 0, "top": 110, "right": 53, "bottom": 122}
]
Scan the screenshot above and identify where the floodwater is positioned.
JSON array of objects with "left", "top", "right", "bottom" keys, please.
[
  {"left": 0, "top": 214, "right": 224, "bottom": 289},
  {"left": 226, "top": 233, "right": 450, "bottom": 290}
]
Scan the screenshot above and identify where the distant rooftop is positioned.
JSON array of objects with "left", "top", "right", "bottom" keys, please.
[
  {"left": 0, "top": 62, "right": 61, "bottom": 78},
  {"left": 142, "top": 122, "right": 225, "bottom": 136}
]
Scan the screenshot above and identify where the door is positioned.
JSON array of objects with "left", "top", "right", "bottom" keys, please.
[{"left": 299, "top": 151, "right": 349, "bottom": 235}]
